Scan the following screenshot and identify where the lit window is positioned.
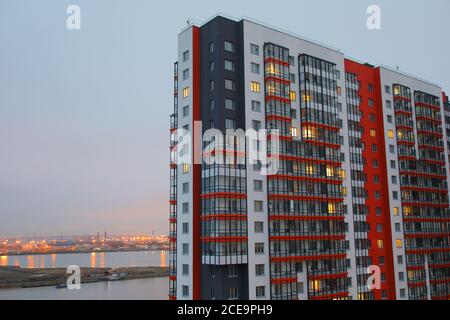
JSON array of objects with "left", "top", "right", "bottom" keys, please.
[
  {"left": 291, "top": 127, "right": 298, "bottom": 137},
  {"left": 310, "top": 280, "right": 320, "bottom": 291},
  {"left": 339, "top": 169, "right": 346, "bottom": 180},
  {"left": 306, "top": 164, "right": 314, "bottom": 176},
  {"left": 290, "top": 91, "right": 297, "bottom": 101},
  {"left": 328, "top": 202, "right": 336, "bottom": 214},
  {"left": 182, "top": 87, "right": 190, "bottom": 98},
  {"left": 326, "top": 166, "right": 334, "bottom": 177},
  {"left": 302, "top": 93, "right": 311, "bottom": 102},
  {"left": 302, "top": 126, "right": 316, "bottom": 139},
  {"left": 377, "top": 240, "right": 384, "bottom": 249},
  {"left": 396, "top": 239, "right": 403, "bottom": 248},
  {"left": 342, "top": 187, "right": 347, "bottom": 197},
  {"left": 183, "top": 163, "right": 189, "bottom": 173},
  {"left": 250, "top": 81, "right": 260, "bottom": 93},
  {"left": 370, "top": 129, "right": 376, "bottom": 137},
  {"left": 388, "top": 130, "right": 394, "bottom": 139},
  {"left": 403, "top": 207, "right": 411, "bottom": 216},
  {"left": 393, "top": 207, "right": 400, "bottom": 216}
]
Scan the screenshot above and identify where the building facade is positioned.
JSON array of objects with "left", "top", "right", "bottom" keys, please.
[{"left": 169, "top": 15, "right": 450, "bottom": 300}]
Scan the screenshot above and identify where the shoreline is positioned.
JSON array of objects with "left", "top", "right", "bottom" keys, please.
[
  {"left": 0, "top": 248, "right": 168, "bottom": 257},
  {"left": 0, "top": 266, "right": 168, "bottom": 289}
]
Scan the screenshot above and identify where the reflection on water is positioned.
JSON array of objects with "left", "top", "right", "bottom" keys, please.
[
  {"left": 0, "top": 277, "right": 168, "bottom": 300},
  {"left": 0, "top": 251, "right": 168, "bottom": 269}
]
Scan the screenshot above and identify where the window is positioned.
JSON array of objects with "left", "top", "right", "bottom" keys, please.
[
  {"left": 182, "top": 182, "right": 189, "bottom": 193},
  {"left": 225, "top": 79, "right": 236, "bottom": 91},
  {"left": 289, "top": 55, "right": 295, "bottom": 65},
  {"left": 399, "top": 272, "right": 404, "bottom": 281},
  {"left": 182, "top": 285, "right": 189, "bottom": 297},
  {"left": 251, "top": 63, "right": 260, "bottom": 74},
  {"left": 395, "top": 223, "right": 401, "bottom": 232},
  {"left": 368, "top": 84, "right": 374, "bottom": 92},
  {"left": 393, "top": 207, "right": 399, "bottom": 216},
  {"left": 209, "top": 80, "right": 214, "bottom": 91},
  {"left": 393, "top": 191, "right": 398, "bottom": 200},
  {"left": 228, "top": 288, "right": 238, "bottom": 300},
  {"left": 373, "top": 159, "right": 379, "bottom": 168},
  {"left": 250, "top": 43, "right": 259, "bottom": 55},
  {"left": 209, "top": 99, "right": 215, "bottom": 110},
  {"left": 372, "top": 144, "right": 378, "bottom": 152},
  {"left": 396, "top": 239, "right": 403, "bottom": 248},
  {"left": 368, "top": 98, "right": 374, "bottom": 107},
  {"left": 391, "top": 175, "right": 397, "bottom": 184},
  {"left": 387, "top": 130, "right": 394, "bottom": 139},
  {"left": 370, "top": 113, "right": 376, "bottom": 121},
  {"left": 225, "top": 118, "right": 236, "bottom": 129},
  {"left": 375, "top": 191, "right": 381, "bottom": 199},
  {"left": 255, "top": 221, "right": 264, "bottom": 233},
  {"left": 290, "top": 91, "right": 297, "bottom": 101},
  {"left": 254, "top": 180, "right": 263, "bottom": 191},
  {"left": 387, "top": 115, "right": 393, "bottom": 123},
  {"left": 183, "top": 105, "right": 189, "bottom": 117},
  {"left": 255, "top": 243, "right": 264, "bottom": 254},
  {"left": 182, "top": 243, "right": 189, "bottom": 255},
  {"left": 209, "top": 61, "right": 214, "bottom": 71},
  {"left": 224, "top": 60, "right": 235, "bottom": 72},
  {"left": 337, "top": 86, "right": 341, "bottom": 96},
  {"left": 370, "top": 129, "right": 376, "bottom": 137},
  {"left": 386, "top": 100, "right": 392, "bottom": 109},
  {"left": 182, "top": 264, "right": 189, "bottom": 275},
  {"left": 390, "top": 160, "right": 396, "bottom": 169},
  {"left": 209, "top": 266, "right": 215, "bottom": 278},
  {"left": 224, "top": 40, "right": 235, "bottom": 52},
  {"left": 291, "top": 109, "right": 297, "bottom": 119},
  {"left": 255, "top": 264, "right": 265, "bottom": 276},
  {"left": 182, "top": 87, "right": 190, "bottom": 98},
  {"left": 377, "top": 240, "right": 384, "bottom": 249},
  {"left": 251, "top": 100, "right": 261, "bottom": 112},
  {"left": 397, "top": 255, "right": 403, "bottom": 264},
  {"left": 373, "top": 175, "right": 379, "bottom": 184},
  {"left": 290, "top": 73, "right": 295, "bottom": 83},
  {"left": 183, "top": 163, "right": 189, "bottom": 174},
  {"left": 209, "top": 42, "right": 214, "bottom": 53},
  {"left": 225, "top": 98, "right": 236, "bottom": 110},
  {"left": 182, "top": 223, "right": 189, "bottom": 234},
  {"left": 385, "top": 85, "right": 391, "bottom": 94},
  {"left": 228, "top": 265, "right": 238, "bottom": 277},
  {"left": 400, "top": 289, "right": 406, "bottom": 298},
  {"left": 377, "top": 224, "right": 383, "bottom": 232},
  {"left": 250, "top": 81, "right": 260, "bottom": 92},
  {"left": 376, "top": 207, "right": 382, "bottom": 216},
  {"left": 210, "top": 287, "right": 215, "bottom": 299},
  {"left": 379, "top": 256, "right": 385, "bottom": 265},
  {"left": 254, "top": 201, "right": 264, "bottom": 212},
  {"left": 182, "top": 202, "right": 189, "bottom": 214},
  {"left": 182, "top": 69, "right": 189, "bottom": 80},
  {"left": 252, "top": 120, "right": 261, "bottom": 131},
  {"left": 256, "top": 286, "right": 265, "bottom": 298},
  {"left": 182, "top": 50, "right": 189, "bottom": 62},
  {"left": 291, "top": 127, "right": 298, "bottom": 137},
  {"left": 389, "top": 145, "right": 395, "bottom": 154}
]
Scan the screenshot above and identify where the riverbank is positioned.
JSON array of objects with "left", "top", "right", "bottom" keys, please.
[
  {"left": 0, "top": 266, "right": 168, "bottom": 289},
  {"left": 1, "top": 248, "right": 168, "bottom": 257}
]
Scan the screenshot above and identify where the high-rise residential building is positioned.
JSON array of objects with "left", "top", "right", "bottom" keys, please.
[{"left": 169, "top": 15, "right": 450, "bottom": 300}]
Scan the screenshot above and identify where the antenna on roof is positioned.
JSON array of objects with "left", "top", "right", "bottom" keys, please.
[
  {"left": 396, "top": 65, "right": 399, "bottom": 71},
  {"left": 187, "top": 19, "right": 191, "bottom": 27}
]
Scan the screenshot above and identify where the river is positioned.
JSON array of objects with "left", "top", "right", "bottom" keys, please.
[{"left": 0, "top": 251, "right": 169, "bottom": 300}]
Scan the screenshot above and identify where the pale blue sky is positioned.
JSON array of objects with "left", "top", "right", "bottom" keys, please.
[{"left": 0, "top": 0, "right": 449, "bottom": 236}]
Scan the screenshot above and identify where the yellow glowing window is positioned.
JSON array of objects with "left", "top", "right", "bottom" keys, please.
[
  {"left": 396, "top": 239, "right": 403, "bottom": 248},
  {"left": 358, "top": 293, "right": 367, "bottom": 301},
  {"left": 310, "top": 280, "right": 320, "bottom": 291},
  {"left": 377, "top": 240, "right": 384, "bottom": 249},
  {"left": 339, "top": 169, "right": 346, "bottom": 180},
  {"left": 251, "top": 81, "right": 260, "bottom": 93},
  {"left": 267, "top": 83, "right": 275, "bottom": 94},
  {"left": 328, "top": 202, "right": 336, "bottom": 214},
  {"left": 342, "top": 187, "right": 347, "bottom": 197},
  {"left": 370, "top": 129, "right": 376, "bottom": 137},
  {"left": 408, "top": 271, "right": 414, "bottom": 279},
  {"left": 291, "top": 127, "right": 298, "bottom": 137},
  {"left": 388, "top": 130, "right": 394, "bottom": 139},
  {"left": 302, "top": 126, "right": 316, "bottom": 139},
  {"left": 183, "top": 163, "right": 189, "bottom": 173},
  {"left": 290, "top": 91, "right": 297, "bottom": 101},
  {"left": 265, "top": 62, "right": 278, "bottom": 75},
  {"left": 393, "top": 207, "right": 400, "bottom": 216},
  {"left": 182, "top": 87, "right": 190, "bottom": 98},
  {"left": 302, "top": 93, "right": 311, "bottom": 102},
  {"left": 326, "top": 165, "right": 334, "bottom": 177},
  {"left": 393, "top": 86, "right": 400, "bottom": 95},
  {"left": 306, "top": 164, "right": 314, "bottom": 175},
  {"left": 403, "top": 206, "right": 411, "bottom": 216}
]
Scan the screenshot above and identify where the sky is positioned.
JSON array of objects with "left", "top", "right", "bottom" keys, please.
[{"left": 0, "top": 0, "right": 449, "bottom": 237}]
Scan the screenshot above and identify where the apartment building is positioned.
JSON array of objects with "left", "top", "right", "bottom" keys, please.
[{"left": 169, "top": 15, "right": 450, "bottom": 300}]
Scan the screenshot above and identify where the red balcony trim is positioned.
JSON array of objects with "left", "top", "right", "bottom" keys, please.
[
  {"left": 169, "top": 218, "right": 177, "bottom": 223},
  {"left": 267, "top": 174, "right": 342, "bottom": 185},
  {"left": 401, "top": 186, "right": 449, "bottom": 194},
  {"left": 395, "top": 110, "right": 413, "bottom": 116},
  {"left": 430, "top": 278, "right": 450, "bottom": 285},
  {"left": 264, "top": 57, "right": 290, "bottom": 66},
  {"left": 406, "top": 247, "right": 450, "bottom": 254},
  {"left": 265, "top": 95, "right": 291, "bottom": 103},
  {"left": 201, "top": 192, "right": 247, "bottom": 199},
  {"left": 394, "top": 95, "right": 411, "bottom": 102},
  {"left": 267, "top": 134, "right": 293, "bottom": 141},
  {"left": 268, "top": 194, "right": 343, "bottom": 202},
  {"left": 279, "top": 154, "right": 341, "bottom": 166},
  {"left": 270, "top": 277, "right": 297, "bottom": 284},
  {"left": 302, "top": 139, "right": 341, "bottom": 149},
  {"left": 404, "top": 232, "right": 450, "bottom": 239},
  {"left": 169, "top": 276, "right": 176, "bottom": 281},
  {"left": 310, "top": 292, "right": 349, "bottom": 300},
  {"left": 169, "top": 200, "right": 177, "bottom": 205},
  {"left": 398, "top": 155, "right": 416, "bottom": 161},
  {"left": 201, "top": 214, "right": 247, "bottom": 221},
  {"left": 200, "top": 236, "right": 248, "bottom": 243},
  {"left": 396, "top": 124, "right": 414, "bottom": 131},
  {"left": 408, "top": 281, "right": 427, "bottom": 287},
  {"left": 417, "top": 130, "right": 443, "bottom": 138},
  {"left": 269, "top": 215, "right": 345, "bottom": 221},
  {"left": 266, "top": 114, "right": 292, "bottom": 122},
  {"left": 270, "top": 253, "right": 346, "bottom": 263},
  {"left": 264, "top": 75, "right": 291, "bottom": 84},
  {"left": 309, "top": 272, "right": 348, "bottom": 281},
  {"left": 270, "top": 235, "right": 345, "bottom": 241},
  {"left": 400, "top": 171, "right": 447, "bottom": 179},
  {"left": 422, "top": 159, "right": 446, "bottom": 166},
  {"left": 418, "top": 144, "right": 445, "bottom": 152},
  {"left": 404, "top": 217, "right": 450, "bottom": 223},
  {"left": 415, "top": 102, "right": 441, "bottom": 111},
  {"left": 402, "top": 202, "right": 449, "bottom": 208},
  {"left": 415, "top": 116, "right": 441, "bottom": 124},
  {"left": 406, "top": 265, "right": 425, "bottom": 271},
  {"left": 302, "top": 121, "right": 341, "bottom": 132},
  {"left": 429, "top": 262, "right": 450, "bottom": 268},
  {"left": 397, "top": 140, "right": 415, "bottom": 146},
  {"left": 203, "top": 149, "right": 246, "bottom": 157},
  {"left": 169, "top": 295, "right": 177, "bottom": 300}
]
